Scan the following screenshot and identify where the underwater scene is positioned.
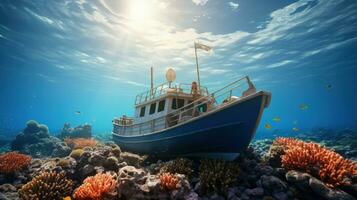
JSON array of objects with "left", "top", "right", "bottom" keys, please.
[{"left": 0, "top": 0, "right": 357, "bottom": 199}]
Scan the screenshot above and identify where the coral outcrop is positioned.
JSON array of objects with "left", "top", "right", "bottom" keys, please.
[
  {"left": 199, "top": 159, "right": 240, "bottom": 194},
  {"left": 0, "top": 152, "right": 32, "bottom": 174},
  {"left": 73, "top": 172, "right": 117, "bottom": 200},
  {"left": 19, "top": 171, "right": 73, "bottom": 200},
  {"left": 11, "top": 120, "right": 71, "bottom": 157},
  {"left": 273, "top": 137, "right": 357, "bottom": 187},
  {"left": 60, "top": 123, "right": 92, "bottom": 139}
]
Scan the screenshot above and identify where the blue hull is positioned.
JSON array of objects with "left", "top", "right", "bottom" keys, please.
[{"left": 112, "top": 92, "right": 270, "bottom": 157}]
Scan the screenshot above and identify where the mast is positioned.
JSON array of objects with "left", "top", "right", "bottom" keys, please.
[
  {"left": 194, "top": 42, "right": 201, "bottom": 90},
  {"left": 150, "top": 66, "right": 154, "bottom": 97}
]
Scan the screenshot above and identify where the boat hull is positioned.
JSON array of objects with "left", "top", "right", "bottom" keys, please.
[{"left": 112, "top": 91, "right": 271, "bottom": 158}]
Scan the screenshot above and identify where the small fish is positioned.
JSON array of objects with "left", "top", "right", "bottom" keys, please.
[
  {"left": 293, "top": 120, "right": 298, "bottom": 125},
  {"left": 326, "top": 84, "right": 332, "bottom": 90},
  {"left": 272, "top": 117, "right": 281, "bottom": 122},
  {"left": 299, "top": 104, "right": 309, "bottom": 110},
  {"left": 264, "top": 123, "right": 271, "bottom": 130},
  {"left": 63, "top": 197, "right": 71, "bottom": 200},
  {"left": 75, "top": 111, "right": 81, "bottom": 115},
  {"left": 292, "top": 127, "right": 299, "bottom": 132}
]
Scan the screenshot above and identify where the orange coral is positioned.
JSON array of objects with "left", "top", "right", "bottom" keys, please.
[
  {"left": 65, "top": 137, "right": 98, "bottom": 149},
  {"left": 73, "top": 172, "right": 117, "bottom": 200},
  {"left": 0, "top": 152, "right": 32, "bottom": 174},
  {"left": 160, "top": 173, "right": 179, "bottom": 191},
  {"left": 274, "top": 137, "right": 357, "bottom": 187}
]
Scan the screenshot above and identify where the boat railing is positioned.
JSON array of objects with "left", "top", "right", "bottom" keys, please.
[
  {"left": 135, "top": 82, "right": 209, "bottom": 105},
  {"left": 115, "top": 76, "right": 252, "bottom": 136}
]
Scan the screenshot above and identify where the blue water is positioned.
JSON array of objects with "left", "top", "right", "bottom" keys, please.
[{"left": 1, "top": 0, "right": 357, "bottom": 137}]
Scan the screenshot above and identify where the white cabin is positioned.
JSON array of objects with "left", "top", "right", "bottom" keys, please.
[{"left": 113, "top": 82, "right": 213, "bottom": 136}]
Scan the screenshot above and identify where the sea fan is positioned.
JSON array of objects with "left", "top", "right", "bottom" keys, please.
[{"left": 64, "top": 137, "right": 97, "bottom": 149}]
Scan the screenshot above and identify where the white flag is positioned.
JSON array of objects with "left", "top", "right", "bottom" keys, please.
[{"left": 195, "top": 42, "right": 212, "bottom": 51}]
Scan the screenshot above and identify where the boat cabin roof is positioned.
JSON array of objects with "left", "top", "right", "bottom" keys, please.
[{"left": 135, "top": 82, "right": 209, "bottom": 106}]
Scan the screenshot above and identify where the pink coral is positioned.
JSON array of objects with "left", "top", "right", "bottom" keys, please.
[{"left": 64, "top": 137, "right": 98, "bottom": 149}]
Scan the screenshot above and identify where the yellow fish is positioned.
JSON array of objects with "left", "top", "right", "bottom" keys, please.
[
  {"left": 63, "top": 197, "right": 71, "bottom": 200},
  {"left": 292, "top": 127, "right": 299, "bottom": 132},
  {"left": 272, "top": 117, "right": 281, "bottom": 122},
  {"left": 264, "top": 123, "right": 271, "bottom": 130},
  {"left": 299, "top": 104, "right": 309, "bottom": 110}
]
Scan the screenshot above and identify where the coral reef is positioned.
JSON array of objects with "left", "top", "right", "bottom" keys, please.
[
  {"left": 64, "top": 138, "right": 98, "bottom": 149},
  {"left": 19, "top": 171, "right": 73, "bottom": 200},
  {"left": 160, "top": 172, "right": 179, "bottom": 191},
  {"left": 199, "top": 159, "right": 240, "bottom": 194},
  {"left": 0, "top": 152, "right": 32, "bottom": 174},
  {"left": 11, "top": 120, "right": 71, "bottom": 157},
  {"left": 273, "top": 137, "right": 357, "bottom": 187},
  {"left": 160, "top": 158, "right": 193, "bottom": 178},
  {"left": 60, "top": 123, "right": 92, "bottom": 139},
  {"left": 2, "top": 129, "right": 356, "bottom": 200},
  {"left": 73, "top": 172, "right": 117, "bottom": 200}
]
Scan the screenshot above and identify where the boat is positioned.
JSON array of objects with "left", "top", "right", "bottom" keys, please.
[{"left": 112, "top": 43, "right": 271, "bottom": 159}]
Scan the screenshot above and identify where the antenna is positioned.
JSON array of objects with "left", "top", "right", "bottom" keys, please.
[{"left": 166, "top": 68, "right": 176, "bottom": 88}]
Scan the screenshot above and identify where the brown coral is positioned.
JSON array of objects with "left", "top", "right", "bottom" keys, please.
[
  {"left": 199, "top": 159, "right": 240, "bottom": 193},
  {"left": 274, "top": 137, "right": 357, "bottom": 187},
  {"left": 64, "top": 138, "right": 97, "bottom": 149},
  {"left": 19, "top": 171, "right": 73, "bottom": 200},
  {"left": 0, "top": 152, "right": 32, "bottom": 174},
  {"left": 159, "top": 172, "right": 179, "bottom": 191},
  {"left": 73, "top": 172, "right": 117, "bottom": 200},
  {"left": 160, "top": 158, "right": 193, "bottom": 178}
]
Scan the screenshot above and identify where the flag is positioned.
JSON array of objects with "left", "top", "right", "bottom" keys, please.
[{"left": 195, "top": 42, "right": 212, "bottom": 51}]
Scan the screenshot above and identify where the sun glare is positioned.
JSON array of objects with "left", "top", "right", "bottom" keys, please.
[{"left": 127, "top": 0, "right": 156, "bottom": 27}]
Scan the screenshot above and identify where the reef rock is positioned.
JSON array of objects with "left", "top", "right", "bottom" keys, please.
[
  {"left": 10, "top": 120, "right": 71, "bottom": 157},
  {"left": 117, "top": 166, "right": 191, "bottom": 199},
  {"left": 59, "top": 123, "right": 92, "bottom": 139},
  {"left": 0, "top": 184, "right": 19, "bottom": 200},
  {"left": 286, "top": 170, "right": 356, "bottom": 200},
  {"left": 120, "top": 151, "right": 146, "bottom": 167}
]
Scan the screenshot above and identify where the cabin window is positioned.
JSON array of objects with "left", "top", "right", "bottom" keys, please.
[
  {"left": 139, "top": 106, "right": 146, "bottom": 117},
  {"left": 149, "top": 103, "right": 156, "bottom": 115},
  {"left": 158, "top": 100, "right": 165, "bottom": 112},
  {"left": 172, "top": 98, "right": 185, "bottom": 109}
]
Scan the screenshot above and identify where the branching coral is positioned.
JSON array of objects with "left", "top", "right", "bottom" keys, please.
[
  {"left": 274, "top": 137, "right": 357, "bottom": 187},
  {"left": 73, "top": 172, "right": 117, "bottom": 200},
  {"left": 199, "top": 159, "right": 240, "bottom": 194},
  {"left": 159, "top": 172, "right": 179, "bottom": 191},
  {"left": 19, "top": 171, "right": 73, "bottom": 200},
  {"left": 64, "top": 138, "right": 97, "bottom": 149},
  {"left": 160, "top": 158, "right": 193, "bottom": 178},
  {"left": 0, "top": 152, "right": 32, "bottom": 174}
]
